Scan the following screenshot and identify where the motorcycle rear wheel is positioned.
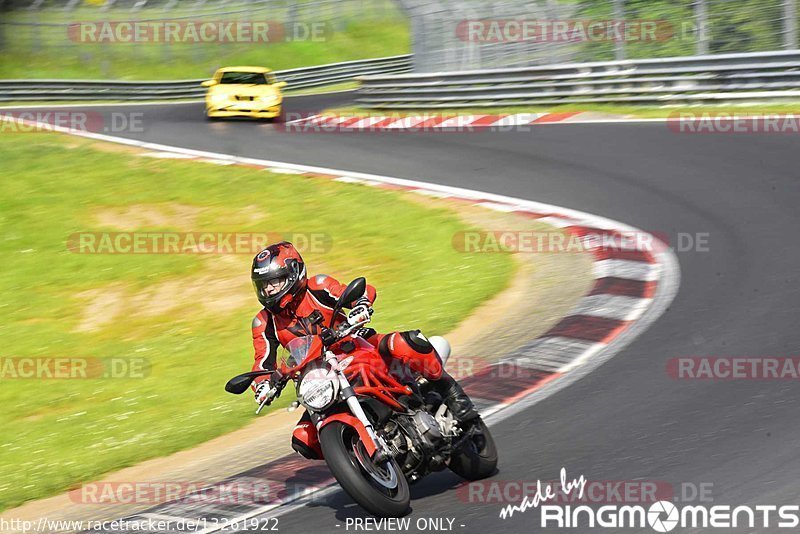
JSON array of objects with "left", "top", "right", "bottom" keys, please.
[
  {"left": 448, "top": 418, "right": 498, "bottom": 480},
  {"left": 319, "top": 421, "right": 410, "bottom": 517}
]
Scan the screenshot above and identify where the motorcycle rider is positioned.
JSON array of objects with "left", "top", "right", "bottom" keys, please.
[{"left": 249, "top": 241, "right": 478, "bottom": 460}]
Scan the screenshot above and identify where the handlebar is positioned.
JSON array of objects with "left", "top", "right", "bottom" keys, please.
[
  {"left": 333, "top": 316, "right": 370, "bottom": 341},
  {"left": 335, "top": 321, "right": 352, "bottom": 336}
]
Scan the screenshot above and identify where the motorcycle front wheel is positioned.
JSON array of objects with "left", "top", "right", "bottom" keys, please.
[{"left": 319, "top": 421, "right": 410, "bottom": 517}]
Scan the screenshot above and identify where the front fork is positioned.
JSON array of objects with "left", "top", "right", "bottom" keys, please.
[{"left": 319, "top": 350, "right": 390, "bottom": 461}]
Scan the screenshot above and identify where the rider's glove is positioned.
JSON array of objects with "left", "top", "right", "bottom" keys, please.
[
  {"left": 254, "top": 370, "right": 283, "bottom": 405},
  {"left": 254, "top": 381, "right": 271, "bottom": 404},
  {"left": 348, "top": 297, "right": 374, "bottom": 326}
]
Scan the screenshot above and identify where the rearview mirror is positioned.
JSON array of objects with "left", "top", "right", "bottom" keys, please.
[
  {"left": 225, "top": 370, "right": 269, "bottom": 394},
  {"left": 339, "top": 277, "right": 366, "bottom": 309},
  {"left": 274, "top": 81, "right": 287, "bottom": 88},
  {"left": 201, "top": 80, "right": 217, "bottom": 87},
  {"left": 329, "top": 277, "right": 366, "bottom": 328}
]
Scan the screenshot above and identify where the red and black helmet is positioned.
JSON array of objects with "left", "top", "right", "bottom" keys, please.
[{"left": 251, "top": 241, "right": 307, "bottom": 313}]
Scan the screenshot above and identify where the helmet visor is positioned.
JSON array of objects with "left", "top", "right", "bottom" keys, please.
[{"left": 254, "top": 275, "right": 290, "bottom": 299}]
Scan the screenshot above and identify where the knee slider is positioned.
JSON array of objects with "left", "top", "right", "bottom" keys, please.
[{"left": 399, "top": 330, "right": 434, "bottom": 354}]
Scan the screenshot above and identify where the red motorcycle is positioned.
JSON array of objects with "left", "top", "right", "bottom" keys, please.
[{"left": 226, "top": 278, "right": 497, "bottom": 517}]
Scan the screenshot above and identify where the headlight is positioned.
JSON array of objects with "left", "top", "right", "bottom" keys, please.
[
  {"left": 210, "top": 93, "right": 228, "bottom": 103},
  {"left": 259, "top": 96, "right": 280, "bottom": 104},
  {"left": 298, "top": 368, "right": 338, "bottom": 411}
]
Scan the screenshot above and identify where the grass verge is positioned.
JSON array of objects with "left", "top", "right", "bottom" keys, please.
[{"left": 0, "top": 129, "right": 510, "bottom": 511}]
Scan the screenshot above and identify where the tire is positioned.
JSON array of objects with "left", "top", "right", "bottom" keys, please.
[
  {"left": 448, "top": 418, "right": 498, "bottom": 480},
  {"left": 319, "top": 421, "right": 410, "bottom": 517}
]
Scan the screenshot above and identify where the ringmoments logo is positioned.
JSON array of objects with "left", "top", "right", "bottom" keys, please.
[{"left": 499, "top": 468, "right": 800, "bottom": 531}]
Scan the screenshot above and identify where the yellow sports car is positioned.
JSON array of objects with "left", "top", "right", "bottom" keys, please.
[{"left": 201, "top": 67, "right": 287, "bottom": 120}]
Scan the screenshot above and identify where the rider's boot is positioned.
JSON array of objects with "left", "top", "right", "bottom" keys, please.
[{"left": 431, "top": 371, "right": 479, "bottom": 424}]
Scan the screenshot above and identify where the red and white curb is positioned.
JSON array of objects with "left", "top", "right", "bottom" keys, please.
[
  {"left": 1, "top": 114, "right": 679, "bottom": 532},
  {"left": 283, "top": 112, "right": 587, "bottom": 131},
  {"left": 458, "top": 210, "right": 668, "bottom": 414}
]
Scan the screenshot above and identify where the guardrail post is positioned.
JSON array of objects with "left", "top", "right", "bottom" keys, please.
[
  {"left": 411, "top": 5, "right": 431, "bottom": 72},
  {"left": 784, "top": 0, "right": 797, "bottom": 49},
  {"left": 695, "top": 0, "right": 709, "bottom": 55},
  {"left": 613, "top": 0, "right": 626, "bottom": 60}
]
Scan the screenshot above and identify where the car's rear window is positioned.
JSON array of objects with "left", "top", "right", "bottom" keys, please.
[{"left": 219, "top": 72, "right": 268, "bottom": 85}]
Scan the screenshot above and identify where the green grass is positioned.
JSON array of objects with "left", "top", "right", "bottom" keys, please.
[
  {"left": 1, "top": 14, "right": 409, "bottom": 80},
  {"left": 0, "top": 131, "right": 511, "bottom": 511},
  {"left": 323, "top": 102, "right": 800, "bottom": 119}
]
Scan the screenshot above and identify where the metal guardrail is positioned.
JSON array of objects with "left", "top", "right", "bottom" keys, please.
[
  {"left": 356, "top": 50, "right": 800, "bottom": 108},
  {"left": 0, "top": 55, "right": 411, "bottom": 102}
]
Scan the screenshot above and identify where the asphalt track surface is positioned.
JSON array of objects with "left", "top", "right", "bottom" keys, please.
[{"left": 33, "top": 93, "right": 800, "bottom": 532}]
